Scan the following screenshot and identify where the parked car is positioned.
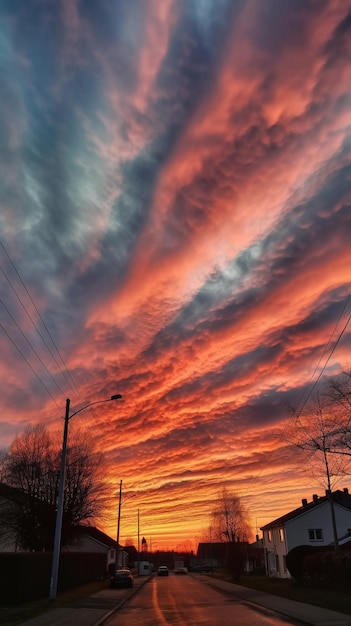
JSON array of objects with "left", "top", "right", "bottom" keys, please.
[
  {"left": 157, "top": 565, "right": 169, "bottom": 576},
  {"left": 191, "top": 564, "right": 212, "bottom": 573},
  {"left": 110, "top": 568, "right": 134, "bottom": 588}
]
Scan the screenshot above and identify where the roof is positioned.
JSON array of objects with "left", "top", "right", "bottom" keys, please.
[
  {"left": 74, "top": 525, "right": 117, "bottom": 548},
  {"left": 197, "top": 542, "right": 228, "bottom": 560},
  {"left": 123, "top": 544, "right": 138, "bottom": 559},
  {"left": 197, "top": 542, "right": 248, "bottom": 560},
  {"left": 261, "top": 489, "right": 351, "bottom": 530}
]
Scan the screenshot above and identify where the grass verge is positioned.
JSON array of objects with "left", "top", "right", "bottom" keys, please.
[
  {"left": 0, "top": 579, "right": 108, "bottom": 626},
  {"left": 212, "top": 571, "right": 351, "bottom": 616}
]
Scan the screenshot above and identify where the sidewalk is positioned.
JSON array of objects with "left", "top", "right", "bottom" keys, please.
[
  {"left": 17, "top": 574, "right": 351, "bottom": 626},
  {"left": 201, "top": 575, "right": 351, "bottom": 626},
  {"left": 17, "top": 575, "right": 150, "bottom": 626}
]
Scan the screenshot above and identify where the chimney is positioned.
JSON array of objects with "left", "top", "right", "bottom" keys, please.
[
  {"left": 302, "top": 498, "right": 308, "bottom": 506},
  {"left": 344, "top": 488, "right": 349, "bottom": 495},
  {"left": 312, "top": 494, "right": 318, "bottom": 503}
]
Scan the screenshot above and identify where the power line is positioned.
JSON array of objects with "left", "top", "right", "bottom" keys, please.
[
  {"left": 0, "top": 240, "right": 80, "bottom": 398},
  {"left": 0, "top": 322, "right": 61, "bottom": 410},
  {"left": 294, "top": 294, "right": 351, "bottom": 417},
  {"left": 0, "top": 297, "right": 66, "bottom": 397}
]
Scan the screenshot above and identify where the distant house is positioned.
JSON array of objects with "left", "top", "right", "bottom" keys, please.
[
  {"left": 195, "top": 541, "right": 264, "bottom": 574},
  {"left": 243, "top": 537, "right": 265, "bottom": 574},
  {"left": 195, "top": 542, "right": 228, "bottom": 569},
  {"left": 261, "top": 488, "right": 351, "bottom": 578},
  {"left": 123, "top": 544, "right": 139, "bottom": 570}
]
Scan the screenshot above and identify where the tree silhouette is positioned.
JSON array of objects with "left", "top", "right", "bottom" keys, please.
[
  {"left": 0, "top": 424, "right": 107, "bottom": 551},
  {"left": 211, "top": 486, "right": 251, "bottom": 543},
  {"left": 286, "top": 386, "right": 351, "bottom": 550}
]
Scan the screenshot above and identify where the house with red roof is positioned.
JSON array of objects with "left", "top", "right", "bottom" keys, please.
[{"left": 261, "top": 487, "right": 351, "bottom": 578}]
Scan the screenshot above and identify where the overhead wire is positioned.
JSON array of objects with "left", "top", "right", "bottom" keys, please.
[
  {"left": 0, "top": 240, "right": 79, "bottom": 395},
  {"left": 0, "top": 244, "right": 79, "bottom": 398},
  {"left": 0, "top": 322, "right": 61, "bottom": 410},
  {"left": 0, "top": 297, "right": 67, "bottom": 396},
  {"left": 293, "top": 293, "right": 351, "bottom": 418},
  {"left": 0, "top": 240, "right": 84, "bottom": 416},
  {"left": 297, "top": 295, "right": 351, "bottom": 412},
  {"left": 0, "top": 240, "right": 114, "bottom": 433}
]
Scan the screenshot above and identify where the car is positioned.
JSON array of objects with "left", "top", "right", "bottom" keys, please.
[
  {"left": 157, "top": 565, "right": 169, "bottom": 576},
  {"left": 110, "top": 568, "right": 134, "bottom": 589},
  {"left": 174, "top": 566, "right": 188, "bottom": 575},
  {"left": 191, "top": 564, "right": 212, "bottom": 573}
]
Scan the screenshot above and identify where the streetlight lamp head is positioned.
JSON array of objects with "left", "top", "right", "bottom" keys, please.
[{"left": 111, "top": 394, "right": 123, "bottom": 400}]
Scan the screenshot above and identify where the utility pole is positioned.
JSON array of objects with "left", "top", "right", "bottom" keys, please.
[
  {"left": 137, "top": 508, "right": 140, "bottom": 576},
  {"left": 116, "top": 479, "right": 122, "bottom": 568}
]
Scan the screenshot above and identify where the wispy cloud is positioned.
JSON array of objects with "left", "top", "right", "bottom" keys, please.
[{"left": 1, "top": 0, "right": 351, "bottom": 548}]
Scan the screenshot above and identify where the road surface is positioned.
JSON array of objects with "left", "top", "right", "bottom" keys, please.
[{"left": 105, "top": 574, "right": 306, "bottom": 626}]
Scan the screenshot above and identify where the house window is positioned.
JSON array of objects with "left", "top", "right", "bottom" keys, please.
[
  {"left": 278, "top": 528, "right": 284, "bottom": 542},
  {"left": 308, "top": 528, "right": 323, "bottom": 541},
  {"left": 268, "top": 530, "right": 272, "bottom": 542}
]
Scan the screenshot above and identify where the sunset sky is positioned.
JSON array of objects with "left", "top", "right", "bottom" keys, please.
[{"left": 1, "top": 0, "right": 351, "bottom": 551}]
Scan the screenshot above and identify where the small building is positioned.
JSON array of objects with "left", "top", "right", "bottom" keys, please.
[
  {"left": 261, "top": 488, "right": 351, "bottom": 578},
  {"left": 195, "top": 542, "right": 228, "bottom": 569},
  {"left": 243, "top": 537, "right": 265, "bottom": 574},
  {"left": 138, "top": 560, "right": 152, "bottom": 575}
]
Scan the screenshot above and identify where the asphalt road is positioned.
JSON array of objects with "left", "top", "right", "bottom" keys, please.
[{"left": 104, "top": 574, "right": 306, "bottom": 626}]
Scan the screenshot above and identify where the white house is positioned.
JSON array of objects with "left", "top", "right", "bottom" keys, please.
[
  {"left": 69, "top": 525, "right": 120, "bottom": 572},
  {"left": 261, "top": 488, "right": 351, "bottom": 578},
  {"left": 72, "top": 525, "right": 132, "bottom": 572}
]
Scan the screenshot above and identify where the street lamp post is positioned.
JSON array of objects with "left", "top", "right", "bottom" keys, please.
[{"left": 49, "top": 393, "right": 122, "bottom": 601}]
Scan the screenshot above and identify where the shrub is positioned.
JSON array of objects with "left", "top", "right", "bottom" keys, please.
[
  {"left": 304, "top": 550, "right": 351, "bottom": 590},
  {"left": 286, "top": 545, "right": 319, "bottom": 581},
  {"left": 286, "top": 543, "right": 351, "bottom": 589}
]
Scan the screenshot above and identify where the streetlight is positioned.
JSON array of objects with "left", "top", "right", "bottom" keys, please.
[{"left": 49, "top": 394, "right": 122, "bottom": 601}]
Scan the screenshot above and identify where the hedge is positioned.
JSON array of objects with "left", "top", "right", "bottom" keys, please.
[
  {"left": 286, "top": 543, "right": 351, "bottom": 588},
  {"left": 0, "top": 551, "right": 107, "bottom": 604}
]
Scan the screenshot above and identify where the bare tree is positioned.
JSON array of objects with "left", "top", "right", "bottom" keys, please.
[
  {"left": 286, "top": 392, "right": 351, "bottom": 549},
  {"left": 0, "top": 423, "right": 107, "bottom": 551},
  {"left": 124, "top": 537, "right": 134, "bottom": 546},
  {"left": 211, "top": 487, "right": 252, "bottom": 543},
  {"left": 326, "top": 370, "right": 351, "bottom": 455},
  {"left": 210, "top": 487, "right": 252, "bottom": 580}
]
